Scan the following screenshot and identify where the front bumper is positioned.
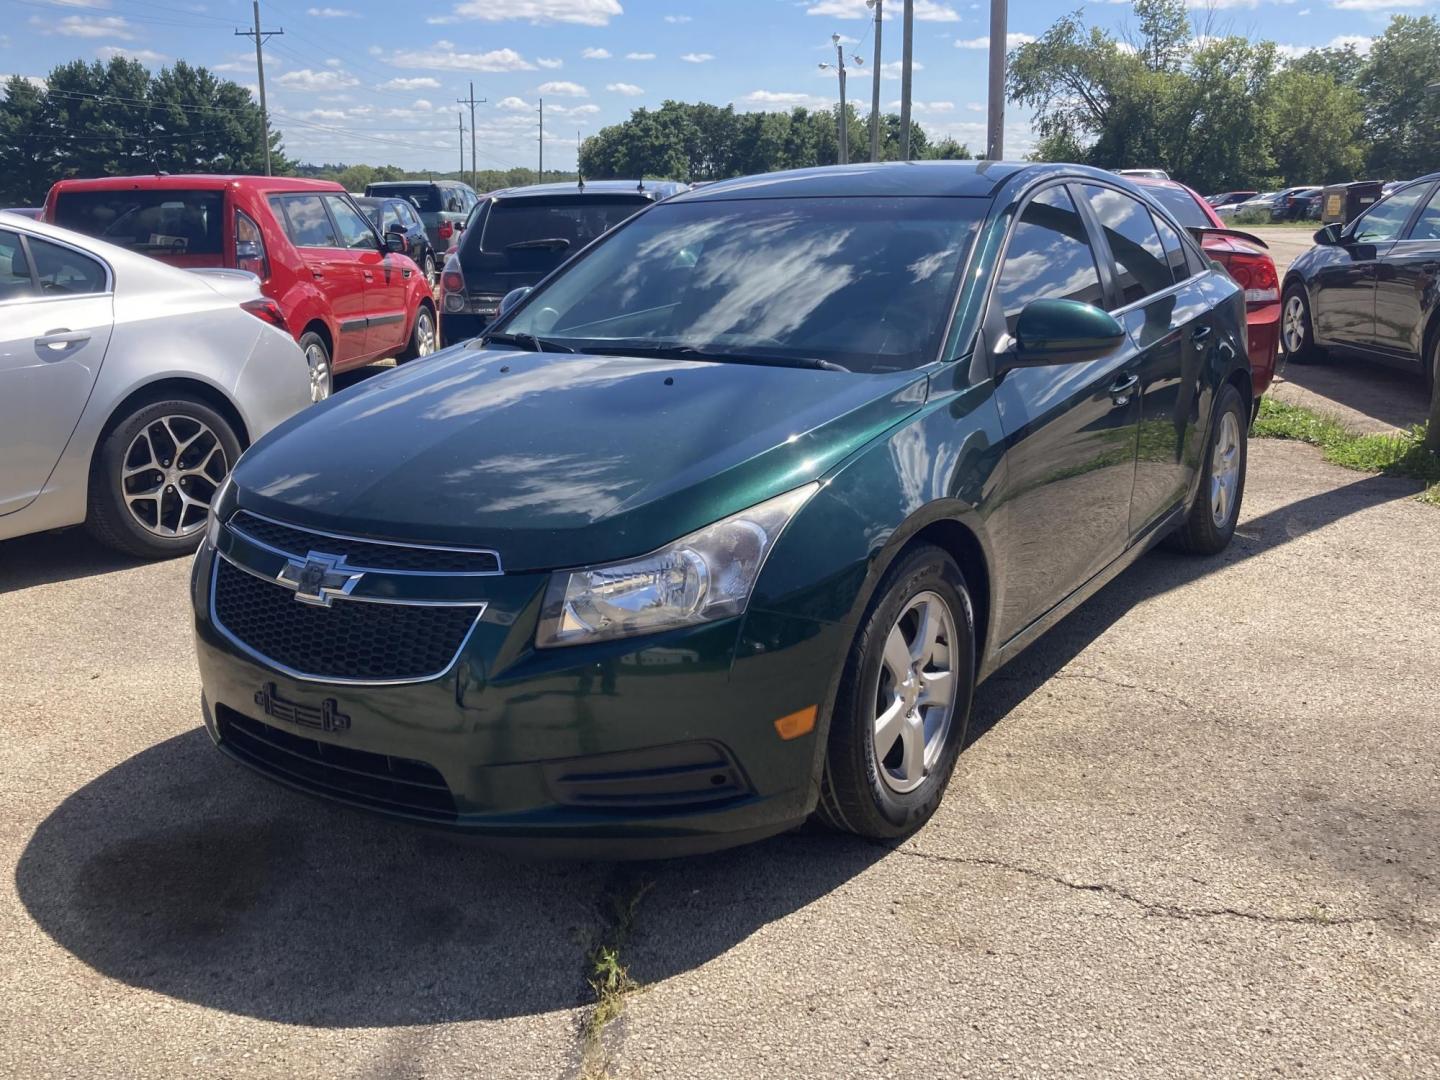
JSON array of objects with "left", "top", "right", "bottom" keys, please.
[{"left": 191, "top": 540, "right": 848, "bottom": 857}]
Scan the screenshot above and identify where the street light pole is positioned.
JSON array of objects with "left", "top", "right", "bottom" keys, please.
[
  {"left": 867, "top": 0, "right": 883, "bottom": 161},
  {"left": 986, "top": 0, "right": 1007, "bottom": 159},
  {"left": 899, "top": 0, "right": 914, "bottom": 160},
  {"left": 819, "top": 33, "right": 864, "bottom": 166}
]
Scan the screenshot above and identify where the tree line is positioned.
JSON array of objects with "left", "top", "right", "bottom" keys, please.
[{"left": 1010, "top": 2, "right": 1439, "bottom": 192}]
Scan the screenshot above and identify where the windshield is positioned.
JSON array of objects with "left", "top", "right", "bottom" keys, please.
[
  {"left": 53, "top": 189, "right": 223, "bottom": 254},
  {"left": 499, "top": 196, "right": 982, "bottom": 374},
  {"left": 1142, "top": 185, "right": 1211, "bottom": 229},
  {"left": 368, "top": 184, "right": 440, "bottom": 212}
]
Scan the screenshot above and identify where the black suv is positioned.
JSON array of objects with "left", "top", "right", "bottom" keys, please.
[
  {"left": 439, "top": 179, "right": 687, "bottom": 345},
  {"left": 363, "top": 180, "right": 478, "bottom": 255}
]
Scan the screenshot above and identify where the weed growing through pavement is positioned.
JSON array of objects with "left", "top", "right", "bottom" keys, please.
[{"left": 578, "top": 876, "right": 654, "bottom": 1080}]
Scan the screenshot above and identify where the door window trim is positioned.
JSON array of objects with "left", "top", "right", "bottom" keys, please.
[
  {"left": 0, "top": 227, "right": 114, "bottom": 308},
  {"left": 1070, "top": 179, "right": 1200, "bottom": 317},
  {"left": 320, "top": 193, "right": 383, "bottom": 253}
]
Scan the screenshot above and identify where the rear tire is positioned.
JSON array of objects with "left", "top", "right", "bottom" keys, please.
[
  {"left": 86, "top": 396, "right": 242, "bottom": 560},
  {"left": 422, "top": 253, "right": 437, "bottom": 289},
  {"left": 397, "top": 304, "right": 437, "bottom": 364},
  {"left": 1168, "top": 382, "right": 1247, "bottom": 556},
  {"left": 816, "top": 544, "right": 975, "bottom": 840},
  {"left": 1281, "top": 284, "right": 1322, "bottom": 364},
  {"left": 299, "top": 331, "right": 332, "bottom": 403}
]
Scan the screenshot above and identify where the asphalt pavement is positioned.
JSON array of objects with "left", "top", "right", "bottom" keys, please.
[{"left": 2, "top": 438, "right": 1437, "bottom": 1079}]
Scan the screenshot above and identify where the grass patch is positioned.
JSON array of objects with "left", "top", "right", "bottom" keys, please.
[
  {"left": 1253, "top": 396, "right": 1440, "bottom": 502},
  {"left": 578, "top": 876, "right": 654, "bottom": 1080}
]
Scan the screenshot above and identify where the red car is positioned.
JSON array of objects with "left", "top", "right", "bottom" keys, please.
[
  {"left": 43, "top": 175, "right": 438, "bottom": 402},
  {"left": 1133, "top": 177, "right": 1282, "bottom": 401}
]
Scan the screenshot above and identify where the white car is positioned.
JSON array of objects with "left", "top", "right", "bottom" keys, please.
[{"left": 0, "top": 213, "right": 312, "bottom": 559}]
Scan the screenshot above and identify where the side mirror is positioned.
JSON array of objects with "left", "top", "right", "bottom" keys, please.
[
  {"left": 1314, "top": 223, "right": 1344, "bottom": 246},
  {"left": 1007, "top": 299, "right": 1126, "bottom": 366},
  {"left": 498, "top": 286, "right": 532, "bottom": 318},
  {"left": 385, "top": 233, "right": 408, "bottom": 255}
]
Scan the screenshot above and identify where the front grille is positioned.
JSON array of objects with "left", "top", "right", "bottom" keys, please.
[
  {"left": 213, "top": 558, "right": 479, "bottom": 682},
  {"left": 230, "top": 511, "right": 500, "bottom": 574},
  {"left": 216, "top": 704, "right": 457, "bottom": 820}
]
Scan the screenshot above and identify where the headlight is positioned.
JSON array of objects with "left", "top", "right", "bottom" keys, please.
[
  {"left": 204, "top": 473, "right": 235, "bottom": 547},
  {"left": 535, "top": 483, "right": 818, "bottom": 648}
]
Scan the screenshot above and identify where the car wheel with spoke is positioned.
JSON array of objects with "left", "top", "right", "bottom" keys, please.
[
  {"left": 1281, "top": 284, "right": 1322, "bottom": 364},
  {"left": 1167, "top": 381, "right": 1248, "bottom": 556},
  {"left": 817, "top": 544, "right": 975, "bottom": 839},
  {"left": 86, "top": 396, "right": 243, "bottom": 559},
  {"left": 423, "top": 254, "right": 437, "bottom": 290},
  {"left": 398, "top": 304, "right": 437, "bottom": 363},
  {"left": 299, "top": 330, "right": 332, "bottom": 403}
]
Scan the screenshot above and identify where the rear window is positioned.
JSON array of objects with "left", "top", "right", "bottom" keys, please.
[
  {"left": 480, "top": 195, "right": 650, "bottom": 254},
  {"left": 52, "top": 189, "right": 224, "bottom": 255},
  {"left": 1140, "top": 185, "right": 1211, "bottom": 230},
  {"left": 367, "top": 184, "right": 441, "bottom": 212}
]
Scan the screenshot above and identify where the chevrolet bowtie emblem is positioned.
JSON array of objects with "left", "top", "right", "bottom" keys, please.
[{"left": 275, "top": 551, "right": 364, "bottom": 607}]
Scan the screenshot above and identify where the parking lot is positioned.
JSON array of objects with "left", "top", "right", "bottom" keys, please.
[{"left": 3, "top": 417, "right": 1438, "bottom": 1078}]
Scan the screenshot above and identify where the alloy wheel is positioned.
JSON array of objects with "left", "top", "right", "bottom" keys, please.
[
  {"left": 1210, "top": 410, "right": 1242, "bottom": 528},
  {"left": 1282, "top": 294, "right": 1306, "bottom": 355},
  {"left": 415, "top": 309, "right": 436, "bottom": 356},
  {"left": 873, "top": 591, "right": 959, "bottom": 795},
  {"left": 120, "top": 415, "right": 228, "bottom": 538},
  {"left": 306, "top": 342, "right": 331, "bottom": 402}
]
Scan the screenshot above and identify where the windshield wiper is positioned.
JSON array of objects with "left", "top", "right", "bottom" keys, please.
[
  {"left": 482, "top": 331, "right": 576, "bottom": 353},
  {"left": 580, "top": 342, "right": 850, "bottom": 373},
  {"left": 506, "top": 238, "right": 572, "bottom": 250}
]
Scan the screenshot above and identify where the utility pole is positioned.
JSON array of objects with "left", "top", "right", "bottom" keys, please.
[
  {"left": 899, "top": 0, "right": 914, "bottom": 160},
  {"left": 457, "top": 110, "right": 466, "bottom": 176},
  {"left": 986, "top": 0, "right": 1007, "bottom": 159},
  {"left": 456, "top": 82, "right": 485, "bottom": 189},
  {"left": 867, "top": 0, "right": 883, "bottom": 161},
  {"left": 820, "top": 33, "right": 863, "bottom": 166},
  {"left": 235, "top": 0, "right": 282, "bottom": 175},
  {"left": 538, "top": 97, "right": 544, "bottom": 181}
]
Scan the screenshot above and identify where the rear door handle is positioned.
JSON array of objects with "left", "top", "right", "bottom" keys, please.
[
  {"left": 1109, "top": 373, "right": 1139, "bottom": 405},
  {"left": 35, "top": 329, "right": 90, "bottom": 351},
  {"left": 1190, "top": 325, "right": 1213, "bottom": 349},
  {"left": 311, "top": 268, "right": 325, "bottom": 280},
  {"left": 362, "top": 270, "right": 374, "bottom": 282}
]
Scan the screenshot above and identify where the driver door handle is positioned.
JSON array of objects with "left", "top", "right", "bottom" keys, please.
[
  {"left": 35, "top": 329, "right": 90, "bottom": 351},
  {"left": 1190, "top": 325, "right": 1213, "bottom": 349},
  {"left": 1109, "top": 373, "right": 1139, "bottom": 405}
]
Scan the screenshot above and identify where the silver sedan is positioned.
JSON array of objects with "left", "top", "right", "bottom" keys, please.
[{"left": 0, "top": 213, "right": 311, "bottom": 559}]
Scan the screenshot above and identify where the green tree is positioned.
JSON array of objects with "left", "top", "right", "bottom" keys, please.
[
  {"left": 1356, "top": 15, "right": 1440, "bottom": 180},
  {"left": 1267, "top": 68, "right": 1365, "bottom": 184}
]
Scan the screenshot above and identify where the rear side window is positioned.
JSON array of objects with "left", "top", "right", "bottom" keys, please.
[
  {"left": 270, "top": 195, "right": 338, "bottom": 247},
  {"left": 1407, "top": 185, "right": 1440, "bottom": 242},
  {"left": 1152, "top": 214, "right": 1190, "bottom": 283},
  {"left": 369, "top": 184, "right": 441, "bottom": 213},
  {"left": 1140, "top": 184, "right": 1211, "bottom": 230},
  {"left": 0, "top": 229, "right": 36, "bottom": 301},
  {"left": 1080, "top": 184, "right": 1172, "bottom": 307},
  {"left": 1351, "top": 185, "right": 1427, "bottom": 244},
  {"left": 325, "top": 195, "right": 378, "bottom": 250},
  {"left": 993, "top": 185, "right": 1104, "bottom": 334},
  {"left": 29, "top": 236, "right": 106, "bottom": 295},
  {"left": 52, "top": 189, "right": 223, "bottom": 255}
]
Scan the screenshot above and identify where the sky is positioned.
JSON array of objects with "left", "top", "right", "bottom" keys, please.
[{"left": 1, "top": 0, "right": 1422, "bottom": 172}]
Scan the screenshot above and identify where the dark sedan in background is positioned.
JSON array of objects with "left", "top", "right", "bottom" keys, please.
[
  {"left": 354, "top": 195, "right": 440, "bottom": 286},
  {"left": 192, "top": 162, "right": 1252, "bottom": 856},
  {"left": 439, "top": 179, "right": 688, "bottom": 345},
  {"left": 1281, "top": 171, "right": 1440, "bottom": 398},
  {"left": 363, "top": 179, "right": 478, "bottom": 256}
]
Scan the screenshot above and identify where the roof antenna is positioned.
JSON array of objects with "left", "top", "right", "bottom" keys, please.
[{"left": 637, "top": 175, "right": 646, "bottom": 192}]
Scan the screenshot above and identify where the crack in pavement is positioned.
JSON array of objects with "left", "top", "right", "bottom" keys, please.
[
  {"left": 1045, "top": 670, "right": 1198, "bottom": 709},
  {"left": 888, "top": 846, "right": 1436, "bottom": 931}
]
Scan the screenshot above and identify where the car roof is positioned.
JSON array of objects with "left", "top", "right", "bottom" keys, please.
[
  {"left": 368, "top": 180, "right": 464, "bottom": 189},
  {"left": 487, "top": 179, "right": 688, "bottom": 201},
  {"left": 47, "top": 174, "right": 345, "bottom": 195}
]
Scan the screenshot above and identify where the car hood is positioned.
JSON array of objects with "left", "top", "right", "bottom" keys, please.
[{"left": 232, "top": 345, "right": 927, "bottom": 572}]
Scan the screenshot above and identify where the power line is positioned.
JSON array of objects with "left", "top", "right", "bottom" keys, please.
[{"left": 457, "top": 81, "right": 485, "bottom": 190}]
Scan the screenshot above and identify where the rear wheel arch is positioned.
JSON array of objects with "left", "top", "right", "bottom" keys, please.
[
  {"left": 94, "top": 377, "right": 249, "bottom": 455},
  {"left": 301, "top": 319, "right": 333, "bottom": 358}
]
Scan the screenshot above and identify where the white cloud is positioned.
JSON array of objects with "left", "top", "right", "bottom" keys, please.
[
  {"left": 879, "top": 59, "right": 924, "bottom": 79},
  {"left": 412, "top": 98, "right": 434, "bottom": 110},
  {"left": 680, "top": 52, "right": 714, "bottom": 63},
  {"left": 1329, "top": 0, "right": 1424, "bottom": 7},
  {"left": 0, "top": 74, "right": 48, "bottom": 89},
  {"left": 742, "top": 89, "right": 831, "bottom": 109},
  {"left": 47, "top": 14, "right": 133, "bottom": 38},
  {"left": 569, "top": 103, "right": 601, "bottom": 115},
  {"left": 96, "top": 45, "right": 166, "bottom": 62},
  {"left": 537, "top": 56, "right": 565, "bottom": 68},
  {"left": 966, "top": 101, "right": 984, "bottom": 112},
  {"left": 324, "top": 58, "right": 343, "bottom": 68},
  {"left": 437, "top": 0, "right": 621, "bottom": 26},
  {"left": 581, "top": 46, "right": 611, "bottom": 59},
  {"left": 663, "top": 14, "right": 691, "bottom": 23},
  {"left": 807, "top": 0, "right": 959, "bottom": 21},
  {"left": 497, "top": 95, "right": 532, "bottom": 110},
  {"left": 380, "top": 76, "right": 440, "bottom": 90},
  {"left": 389, "top": 43, "right": 536, "bottom": 71},
  {"left": 538, "top": 79, "right": 588, "bottom": 96},
  {"left": 955, "top": 32, "right": 1036, "bottom": 49},
  {"left": 625, "top": 51, "right": 655, "bottom": 60},
  {"left": 607, "top": 81, "right": 644, "bottom": 95},
  {"left": 1276, "top": 32, "right": 1374, "bottom": 57},
  {"left": 278, "top": 67, "right": 359, "bottom": 90},
  {"left": 306, "top": 6, "right": 356, "bottom": 16}
]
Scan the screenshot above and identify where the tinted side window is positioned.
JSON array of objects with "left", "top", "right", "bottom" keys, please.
[
  {"left": 1351, "top": 185, "right": 1427, "bottom": 244},
  {"left": 993, "top": 185, "right": 1104, "bottom": 335},
  {"left": 1153, "top": 214, "right": 1189, "bottom": 283},
  {"left": 325, "top": 196, "right": 377, "bottom": 250},
  {"left": 271, "top": 195, "right": 338, "bottom": 247},
  {"left": 29, "top": 236, "right": 106, "bottom": 295},
  {"left": 1407, "top": 185, "right": 1440, "bottom": 242},
  {"left": 1081, "top": 185, "right": 1172, "bottom": 307},
  {"left": 0, "top": 229, "right": 37, "bottom": 301}
]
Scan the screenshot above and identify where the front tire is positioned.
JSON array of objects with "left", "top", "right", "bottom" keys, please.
[
  {"left": 1168, "top": 382, "right": 1247, "bottom": 556},
  {"left": 397, "top": 304, "right": 437, "bottom": 364},
  {"left": 86, "top": 396, "right": 242, "bottom": 559},
  {"left": 1281, "top": 284, "right": 1322, "bottom": 364},
  {"left": 817, "top": 544, "right": 975, "bottom": 840}
]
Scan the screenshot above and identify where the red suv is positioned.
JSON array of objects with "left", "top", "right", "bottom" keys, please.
[{"left": 43, "top": 175, "right": 438, "bottom": 401}]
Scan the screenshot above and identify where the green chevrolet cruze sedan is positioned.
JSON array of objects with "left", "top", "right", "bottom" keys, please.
[{"left": 192, "top": 162, "right": 1251, "bottom": 856}]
